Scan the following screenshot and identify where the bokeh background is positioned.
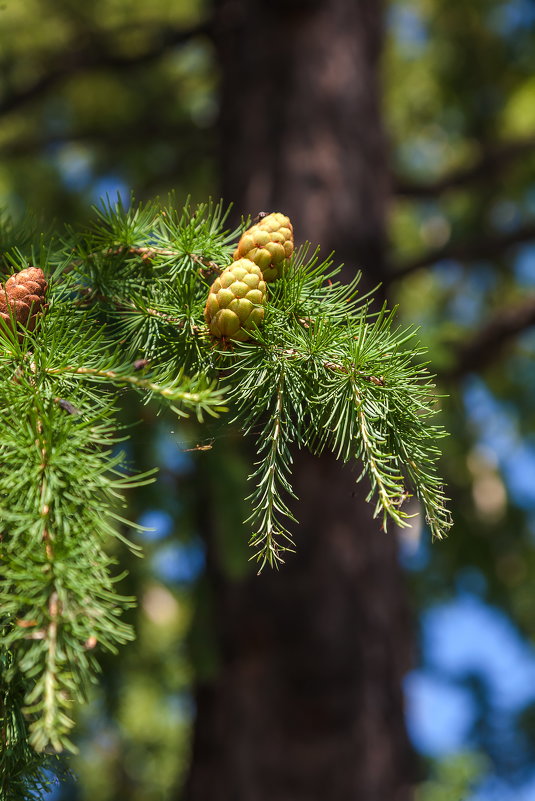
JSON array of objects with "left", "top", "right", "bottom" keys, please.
[{"left": 2, "top": 1, "right": 535, "bottom": 799}]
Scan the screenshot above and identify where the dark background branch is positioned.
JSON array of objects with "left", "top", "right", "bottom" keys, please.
[
  {"left": 394, "top": 136, "right": 535, "bottom": 199},
  {"left": 0, "top": 21, "right": 212, "bottom": 117},
  {"left": 388, "top": 221, "right": 535, "bottom": 283},
  {"left": 446, "top": 296, "right": 535, "bottom": 378},
  {"left": 0, "top": 123, "right": 211, "bottom": 158}
]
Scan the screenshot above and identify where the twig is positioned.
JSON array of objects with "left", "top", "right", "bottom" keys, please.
[
  {"left": 101, "top": 245, "right": 222, "bottom": 274},
  {"left": 76, "top": 287, "right": 204, "bottom": 332},
  {"left": 70, "top": 246, "right": 222, "bottom": 282},
  {"left": 43, "top": 592, "right": 59, "bottom": 742},
  {"left": 45, "top": 365, "right": 210, "bottom": 406},
  {"left": 277, "top": 347, "right": 385, "bottom": 386},
  {"left": 35, "top": 396, "right": 61, "bottom": 747}
]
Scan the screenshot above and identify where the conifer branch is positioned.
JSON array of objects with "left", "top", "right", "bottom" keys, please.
[
  {"left": 0, "top": 198, "right": 452, "bottom": 788},
  {"left": 45, "top": 365, "right": 225, "bottom": 420},
  {"left": 352, "top": 379, "right": 410, "bottom": 528},
  {"left": 0, "top": 648, "right": 59, "bottom": 801},
  {"left": 245, "top": 365, "right": 297, "bottom": 571}
]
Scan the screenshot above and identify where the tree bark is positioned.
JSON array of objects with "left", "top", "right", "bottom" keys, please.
[
  {"left": 184, "top": 2, "right": 415, "bottom": 799},
  {"left": 215, "top": 0, "right": 389, "bottom": 288}
]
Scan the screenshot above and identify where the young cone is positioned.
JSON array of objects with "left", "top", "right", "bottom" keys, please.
[
  {"left": 0, "top": 267, "right": 48, "bottom": 334},
  {"left": 233, "top": 212, "right": 294, "bottom": 282},
  {"left": 205, "top": 258, "right": 266, "bottom": 341}
]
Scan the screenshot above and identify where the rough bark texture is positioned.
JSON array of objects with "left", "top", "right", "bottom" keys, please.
[{"left": 184, "top": 2, "right": 415, "bottom": 800}]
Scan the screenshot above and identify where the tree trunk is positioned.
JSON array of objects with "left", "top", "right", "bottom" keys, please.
[{"left": 184, "top": 2, "right": 415, "bottom": 799}]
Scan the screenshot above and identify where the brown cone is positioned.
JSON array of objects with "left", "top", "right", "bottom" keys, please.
[{"left": 0, "top": 267, "right": 48, "bottom": 334}]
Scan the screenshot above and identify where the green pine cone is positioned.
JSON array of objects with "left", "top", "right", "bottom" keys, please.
[
  {"left": 233, "top": 212, "right": 294, "bottom": 282},
  {"left": 204, "top": 258, "right": 267, "bottom": 341}
]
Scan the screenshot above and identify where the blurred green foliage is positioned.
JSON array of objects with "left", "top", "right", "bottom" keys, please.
[
  {"left": 386, "top": 0, "right": 535, "bottom": 616},
  {"left": 0, "top": 0, "right": 216, "bottom": 221},
  {"left": 416, "top": 752, "right": 488, "bottom": 801}
]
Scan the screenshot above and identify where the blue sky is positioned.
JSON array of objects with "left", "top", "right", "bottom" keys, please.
[{"left": 404, "top": 591, "right": 535, "bottom": 799}]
